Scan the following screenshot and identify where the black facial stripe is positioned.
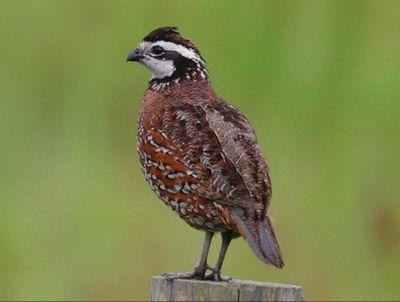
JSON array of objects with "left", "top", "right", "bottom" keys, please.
[
  {"left": 164, "top": 50, "right": 198, "bottom": 75},
  {"left": 163, "top": 50, "right": 184, "bottom": 61},
  {"left": 149, "top": 50, "right": 196, "bottom": 64},
  {"left": 149, "top": 49, "right": 206, "bottom": 84}
]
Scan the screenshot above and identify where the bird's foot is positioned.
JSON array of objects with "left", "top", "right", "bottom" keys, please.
[
  {"left": 162, "top": 266, "right": 207, "bottom": 281},
  {"left": 204, "top": 266, "right": 232, "bottom": 282}
]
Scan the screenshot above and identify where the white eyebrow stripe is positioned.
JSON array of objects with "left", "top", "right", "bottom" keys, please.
[{"left": 141, "top": 41, "right": 203, "bottom": 63}]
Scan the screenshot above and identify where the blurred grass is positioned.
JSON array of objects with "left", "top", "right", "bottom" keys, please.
[{"left": 1, "top": 0, "right": 399, "bottom": 300}]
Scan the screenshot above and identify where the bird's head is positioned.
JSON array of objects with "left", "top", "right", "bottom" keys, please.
[{"left": 127, "top": 26, "right": 207, "bottom": 85}]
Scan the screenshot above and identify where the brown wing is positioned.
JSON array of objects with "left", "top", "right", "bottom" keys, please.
[
  {"left": 142, "top": 99, "right": 271, "bottom": 211},
  {"left": 198, "top": 99, "right": 272, "bottom": 208},
  {"left": 194, "top": 100, "right": 282, "bottom": 267}
]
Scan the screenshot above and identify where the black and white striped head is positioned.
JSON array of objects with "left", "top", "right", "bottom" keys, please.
[{"left": 127, "top": 27, "right": 207, "bottom": 84}]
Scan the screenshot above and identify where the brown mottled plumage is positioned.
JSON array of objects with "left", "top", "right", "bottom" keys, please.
[{"left": 127, "top": 27, "right": 283, "bottom": 281}]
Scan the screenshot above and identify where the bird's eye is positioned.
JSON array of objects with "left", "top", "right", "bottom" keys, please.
[{"left": 150, "top": 45, "right": 165, "bottom": 56}]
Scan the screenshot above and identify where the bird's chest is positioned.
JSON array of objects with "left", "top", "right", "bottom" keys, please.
[{"left": 136, "top": 105, "right": 229, "bottom": 232}]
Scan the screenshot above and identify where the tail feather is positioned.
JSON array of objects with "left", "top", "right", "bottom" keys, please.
[{"left": 231, "top": 208, "right": 284, "bottom": 268}]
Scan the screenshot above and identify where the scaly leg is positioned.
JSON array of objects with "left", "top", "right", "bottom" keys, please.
[
  {"left": 163, "top": 231, "right": 214, "bottom": 280},
  {"left": 205, "top": 231, "right": 233, "bottom": 281}
]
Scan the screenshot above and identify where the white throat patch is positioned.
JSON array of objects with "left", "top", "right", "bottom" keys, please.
[{"left": 142, "top": 57, "right": 175, "bottom": 80}]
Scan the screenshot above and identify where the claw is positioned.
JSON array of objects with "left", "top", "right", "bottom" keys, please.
[{"left": 162, "top": 266, "right": 207, "bottom": 281}]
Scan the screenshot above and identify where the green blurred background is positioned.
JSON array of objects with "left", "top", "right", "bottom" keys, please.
[{"left": 1, "top": 0, "right": 399, "bottom": 300}]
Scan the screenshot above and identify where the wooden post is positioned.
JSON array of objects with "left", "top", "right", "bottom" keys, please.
[{"left": 151, "top": 276, "right": 303, "bottom": 301}]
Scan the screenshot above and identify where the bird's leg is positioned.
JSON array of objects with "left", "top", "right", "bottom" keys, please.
[
  {"left": 205, "top": 231, "right": 232, "bottom": 281},
  {"left": 163, "top": 231, "right": 214, "bottom": 280}
]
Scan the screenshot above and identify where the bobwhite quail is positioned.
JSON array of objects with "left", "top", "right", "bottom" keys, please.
[{"left": 127, "top": 27, "right": 283, "bottom": 281}]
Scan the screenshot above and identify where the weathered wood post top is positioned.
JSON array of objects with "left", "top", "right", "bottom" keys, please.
[{"left": 151, "top": 276, "right": 303, "bottom": 301}]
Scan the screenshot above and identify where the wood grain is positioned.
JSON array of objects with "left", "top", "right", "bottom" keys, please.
[{"left": 151, "top": 276, "right": 303, "bottom": 301}]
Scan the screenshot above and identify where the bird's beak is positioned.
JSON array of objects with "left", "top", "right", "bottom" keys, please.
[{"left": 126, "top": 48, "right": 144, "bottom": 62}]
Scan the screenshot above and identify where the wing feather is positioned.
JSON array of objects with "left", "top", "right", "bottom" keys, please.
[{"left": 147, "top": 99, "right": 271, "bottom": 209}]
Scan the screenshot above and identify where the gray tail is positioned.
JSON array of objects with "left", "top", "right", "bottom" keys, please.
[{"left": 231, "top": 208, "right": 284, "bottom": 268}]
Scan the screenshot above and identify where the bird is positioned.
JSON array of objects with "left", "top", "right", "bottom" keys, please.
[{"left": 127, "top": 26, "right": 283, "bottom": 281}]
